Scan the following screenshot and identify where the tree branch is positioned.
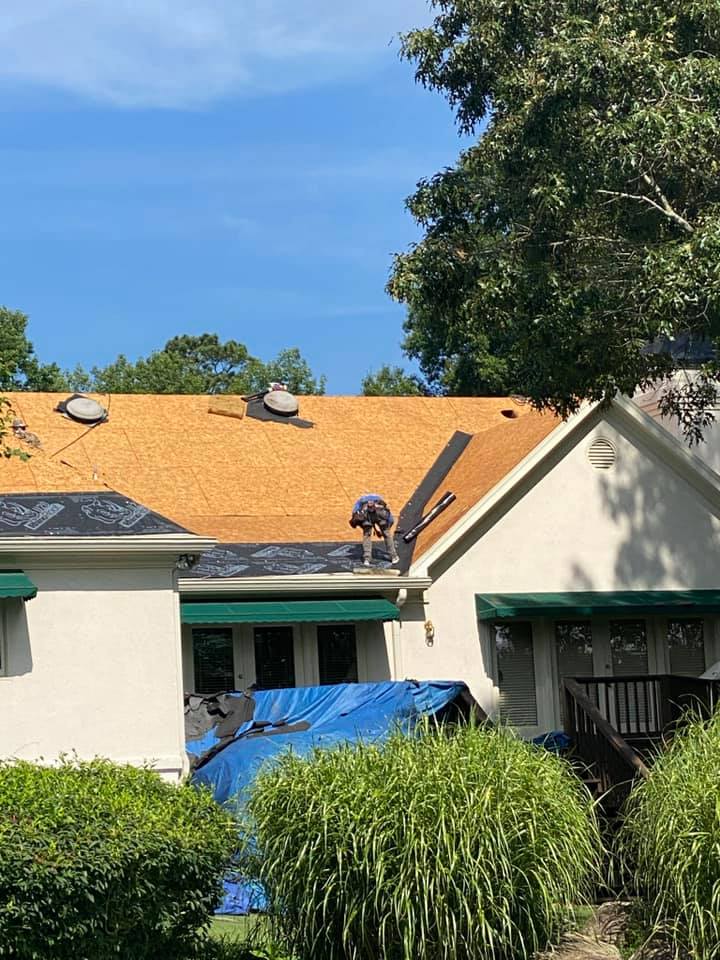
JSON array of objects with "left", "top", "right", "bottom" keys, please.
[
  {"left": 598, "top": 179, "right": 694, "bottom": 234},
  {"left": 639, "top": 172, "right": 695, "bottom": 234}
]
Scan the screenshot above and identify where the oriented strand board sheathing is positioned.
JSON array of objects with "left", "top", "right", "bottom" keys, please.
[
  {"left": 413, "top": 413, "right": 559, "bottom": 558},
  {"left": 208, "top": 396, "right": 247, "bottom": 420},
  {"left": 0, "top": 394, "right": 559, "bottom": 544}
]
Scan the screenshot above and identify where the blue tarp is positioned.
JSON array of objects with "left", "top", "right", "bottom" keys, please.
[{"left": 189, "top": 680, "right": 468, "bottom": 914}]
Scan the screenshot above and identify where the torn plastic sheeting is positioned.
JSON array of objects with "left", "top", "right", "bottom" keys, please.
[{"left": 189, "top": 680, "right": 469, "bottom": 915}]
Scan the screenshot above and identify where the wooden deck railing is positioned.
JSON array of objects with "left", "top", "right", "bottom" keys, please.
[
  {"left": 563, "top": 678, "right": 649, "bottom": 797},
  {"left": 564, "top": 674, "right": 720, "bottom": 801}
]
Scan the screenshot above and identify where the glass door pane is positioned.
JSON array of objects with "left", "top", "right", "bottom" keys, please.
[
  {"left": 317, "top": 625, "right": 358, "bottom": 685},
  {"left": 495, "top": 622, "right": 537, "bottom": 726},
  {"left": 610, "top": 620, "right": 650, "bottom": 733},
  {"left": 254, "top": 626, "right": 296, "bottom": 689},
  {"left": 192, "top": 627, "right": 235, "bottom": 694},
  {"left": 668, "top": 619, "right": 705, "bottom": 676},
  {"left": 555, "top": 621, "right": 593, "bottom": 722}
]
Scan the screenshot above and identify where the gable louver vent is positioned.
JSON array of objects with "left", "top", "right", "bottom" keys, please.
[{"left": 587, "top": 437, "right": 616, "bottom": 470}]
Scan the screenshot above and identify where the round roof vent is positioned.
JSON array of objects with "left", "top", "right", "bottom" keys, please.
[
  {"left": 587, "top": 437, "right": 616, "bottom": 470},
  {"left": 64, "top": 395, "right": 108, "bottom": 425},
  {"left": 263, "top": 389, "right": 299, "bottom": 417}
]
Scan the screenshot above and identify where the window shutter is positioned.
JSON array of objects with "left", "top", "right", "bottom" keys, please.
[{"left": 496, "top": 623, "right": 537, "bottom": 725}]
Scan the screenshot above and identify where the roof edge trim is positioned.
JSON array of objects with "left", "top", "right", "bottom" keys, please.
[
  {"left": 0, "top": 534, "right": 217, "bottom": 557},
  {"left": 177, "top": 573, "right": 432, "bottom": 595}
]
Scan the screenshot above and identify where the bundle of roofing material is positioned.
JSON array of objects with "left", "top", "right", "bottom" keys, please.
[{"left": 188, "top": 680, "right": 473, "bottom": 915}]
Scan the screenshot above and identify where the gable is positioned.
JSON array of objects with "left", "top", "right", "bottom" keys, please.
[{"left": 423, "top": 406, "right": 720, "bottom": 593}]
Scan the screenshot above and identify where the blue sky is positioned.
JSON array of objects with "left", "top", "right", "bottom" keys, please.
[{"left": 0, "top": 1, "right": 467, "bottom": 393}]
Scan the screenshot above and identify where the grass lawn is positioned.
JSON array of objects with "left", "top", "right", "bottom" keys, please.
[{"left": 210, "top": 914, "right": 266, "bottom": 943}]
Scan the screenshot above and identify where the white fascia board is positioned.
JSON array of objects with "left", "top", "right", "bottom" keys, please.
[
  {"left": 0, "top": 534, "right": 216, "bottom": 560},
  {"left": 178, "top": 573, "right": 433, "bottom": 595},
  {"left": 409, "top": 402, "right": 601, "bottom": 575}
]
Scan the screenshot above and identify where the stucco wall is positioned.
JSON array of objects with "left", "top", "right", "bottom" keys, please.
[
  {"left": 398, "top": 412, "right": 720, "bottom": 715},
  {"left": 0, "top": 564, "right": 185, "bottom": 780}
]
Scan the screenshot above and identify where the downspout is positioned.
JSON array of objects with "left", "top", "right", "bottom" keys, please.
[{"left": 391, "top": 588, "right": 408, "bottom": 680}]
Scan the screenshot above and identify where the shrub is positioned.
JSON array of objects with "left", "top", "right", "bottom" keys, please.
[
  {"left": 244, "top": 723, "right": 601, "bottom": 960},
  {"left": 621, "top": 710, "right": 720, "bottom": 957},
  {"left": 0, "top": 758, "right": 238, "bottom": 960}
]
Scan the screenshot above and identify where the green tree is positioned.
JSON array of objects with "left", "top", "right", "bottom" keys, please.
[
  {"left": 361, "top": 364, "right": 428, "bottom": 396},
  {"left": 0, "top": 307, "right": 67, "bottom": 459},
  {"left": 69, "top": 334, "right": 326, "bottom": 395},
  {"left": 389, "top": 0, "right": 720, "bottom": 439},
  {"left": 0, "top": 307, "right": 68, "bottom": 391}
]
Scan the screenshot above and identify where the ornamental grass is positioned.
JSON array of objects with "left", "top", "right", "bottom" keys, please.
[
  {"left": 621, "top": 709, "right": 720, "bottom": 958},
  {"left": 244, "top": 722, "right": 601, "bottom": 960}
]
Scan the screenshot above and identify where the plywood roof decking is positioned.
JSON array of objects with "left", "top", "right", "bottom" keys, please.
[{"left": 0, "top": 394, "right": 559, "bottom": 553}]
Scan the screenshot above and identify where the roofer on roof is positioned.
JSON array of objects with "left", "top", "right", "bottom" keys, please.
[{"left": 350, "top": 494, "right": 400, "bottom": 568}]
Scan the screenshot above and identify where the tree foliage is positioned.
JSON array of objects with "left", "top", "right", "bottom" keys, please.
[
  {"left": 389, "top": 0, "right": 720, "bottom": 437},
  {"left": 0, "top": 307, "right": 68, "bottom": 459},
  {"left": 361, "top": 364, "right": 428, "bottom": 396},
  {"left": 0, "top": 307, "right": 67, "bottom": 391},
  {"left": 68, "top": 334, "right": 326, "bottom": 396}
]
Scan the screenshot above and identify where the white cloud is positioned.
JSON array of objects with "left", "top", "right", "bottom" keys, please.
[{"left": 0, "top": 0, "right": 431, "bottom": 107}]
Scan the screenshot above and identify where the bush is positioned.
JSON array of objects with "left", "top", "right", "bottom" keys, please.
[
  {"left": 244, "top": 723, "right": 601, "bottom": 960},
  {"left": 621, "top": 710, "right": 720, "bottom": 957},
  {"left": 0, "top": 758, "right": 238, "bottom": 960}
]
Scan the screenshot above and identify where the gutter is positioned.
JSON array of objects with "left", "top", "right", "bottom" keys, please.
[
  {"left": 0, "top": 534, "right": 217, "bottom": 558},
  {"left": 177, "top": 573, "right": 432, "bottom": 596}
]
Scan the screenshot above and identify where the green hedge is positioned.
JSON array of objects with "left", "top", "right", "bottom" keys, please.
[
  {"left": 245, "top": 723, "right": 601, "bottom": 960},
  {"left": 0, "top": 759, "right": 237, "bottom": 960},
  {"left": 621, "top": 710, "right": 720, "bottom": 956}
]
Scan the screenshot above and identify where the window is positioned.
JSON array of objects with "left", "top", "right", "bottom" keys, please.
[
  {"left": 668, "top": 619, "right": 705, "bottom": 676},
  {"left": 610, "top": 620, "right": 648, "bottom": 675},
  {"left": 254, "top": 626, "right": 296, "bottom": 690},
  {"left": 555, "top": 621, "right": 593, "bottom": 721},
  {"left": 317, "top": 625, "right": 358, "bottom": 685},
  {"left": 495, "top": 622, "right": 537, "bottom": 725},
  {"left": 610, "top": 620, "right": 650, "bottom": 733},
  {"left": 193, "top": 627, "right": 235, "bottom": 695}
]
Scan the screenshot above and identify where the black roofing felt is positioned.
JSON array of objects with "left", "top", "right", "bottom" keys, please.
[
  {"left": 643, "top": 332, "right": 716, "bottom": 366},
  {"left": 185, "top": 542, "right": 395, "bottom": 578},
  {"left": 0, "top": 492, "right": 191, "bottom": 537}
]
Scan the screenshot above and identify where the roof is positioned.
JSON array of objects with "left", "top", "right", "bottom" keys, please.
[
  {"left": 0, "top": 394, "right": 559, "bottom": 556},
  {"left": 0, "top": 492, "right": 190, "bottom": 537},
  {"left": 413, "top": 413, "right": 561, "bottom": 556}
]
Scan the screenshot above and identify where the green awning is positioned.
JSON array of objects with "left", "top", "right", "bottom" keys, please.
[
  {"left": 476, "top": 590, "right": 720, "bottom": 621},
  {"left": 0, "top": 571, "right": 37, "bottom": 600},
  {"left": 181, "top": 598, "right": 400, "bottom": 625}
]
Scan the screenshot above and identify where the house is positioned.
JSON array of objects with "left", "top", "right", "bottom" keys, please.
[{"left": 2, "top": 390, "right": 720, "bottom": 779}]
